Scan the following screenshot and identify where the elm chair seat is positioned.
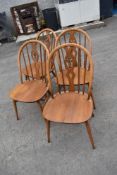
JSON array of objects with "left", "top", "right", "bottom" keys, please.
[
  {"left": 43, "top": 92, "right": 93, "bottom": 123},
  {"left": 10, "top": 80, "right": 48, "bottom": 103}
]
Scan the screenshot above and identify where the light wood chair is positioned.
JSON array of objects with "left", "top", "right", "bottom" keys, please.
[
  {"left": 36, "top": 28, "right": 57, "bottom": 77},
  {"left": 56, "top": 28, "right": 92, "bottom": 53},
  {"left": 36, "top": 28, "right": 57, "bottom": 53},
  {"left": 21, "top": 29, "right": 57, "bottom": 80},
  {"left": 43, "top": 43, "right": 95, "bottom": 149},
  {"left": 56, "top": 28, "right": 96, "bottom": 109},
  {"left": 10, "top": 40, "right": 49, "bottom": 120}
]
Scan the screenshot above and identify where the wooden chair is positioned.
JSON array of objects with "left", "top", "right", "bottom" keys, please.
[
  {"left": 56, "top": 28, "right": 96, "bottom": 109},
  {"left": 21, "top": 29, "right": 57, "bottom": 80},
  {"left": 56, "top": 28, "right": 92, "bottom": 53},
  {"left": 43, "top": 43, "right": 95, "bottom": 149},
  {"left": 10, "top": 40, "right": 49, "bottom": 120},
  {"left": 36, "top": 28, "right": 57, "bottom": 53},
  {"left": 36, "top": 28, "right": 57, "bottom": 77}
]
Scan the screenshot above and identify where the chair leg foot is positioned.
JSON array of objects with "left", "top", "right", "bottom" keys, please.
[
  {"left": 12, "top": 100, "right": 19, "bottom": 120},
  {"left": 91, "top": 91, "right": 96, "bottom": 110},
  {"left": 45, "top": 119, "right": 50, "bottom": 143},
  {"left": 85, "top": 121, "right": 95, "bottom": 149}
]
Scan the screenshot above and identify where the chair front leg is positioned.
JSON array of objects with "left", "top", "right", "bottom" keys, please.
[
  {"left": 85, "top": 121, "right": 95, "bottom": 149},
  {"left": 12, "top": 100, "right": 19, "bottom": 120}
]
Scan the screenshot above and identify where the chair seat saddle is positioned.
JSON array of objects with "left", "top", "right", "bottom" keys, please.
[
  {"left": 43, "top": 92, "right": 93, "bottom": 123},
  {"left": 10, "top": 80, "right": 48, "bottom": 103}
]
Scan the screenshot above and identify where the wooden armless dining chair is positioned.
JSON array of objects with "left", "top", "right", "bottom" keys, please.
[
  {"left": 43, "top": 43, "right": 95, "bottom": 149},
  {"left": 21, "top": 29, "right": 57, "bottom": 80},
  {"left": 56, "top": 28, "right": 96, "bottom": 109},
  {"left": 36, "top": 28, "right": 57, "bottom": 77},
  {"left": 36, "top": 28, "right": 57, "bottom": 53},
  {"left": 10, "top": 40, "right": 49, "bottom": 120}
]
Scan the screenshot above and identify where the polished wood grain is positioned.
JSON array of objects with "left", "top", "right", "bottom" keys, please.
[
  {"left": 43, "top": 43, "right": 95, "bottom": 149},
  {"left": 10, "top": 40, "right": 49, "bottom": 120},
  {"left": 43, "top": 92, "right": 93, "bottom": 123}
]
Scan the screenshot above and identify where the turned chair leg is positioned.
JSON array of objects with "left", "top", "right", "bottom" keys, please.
[
  {"left": 45, "top": 119, "right": 50, "bottom": 143},
  {"left": 91, "top": 90, "right": 96, "bottom": 110},
  {"left": 85, "top": 121, "right": 95, "bottom": 149},
  {"left": 12, "top": 100, "right": 19, "bottom": 120}
]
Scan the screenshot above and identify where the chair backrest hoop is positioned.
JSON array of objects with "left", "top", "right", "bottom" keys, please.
[
  {"left": 36, "top": 28, "right": 57, "bottom": 53},
  {"left": 18, "top": 39, "right": 49, "bottom": 83},
  {"left": 56, "top": 28, "right": 92, "bottom": 55},
  {"left": 47, "top": 43, "right": 94, "bottom": 99}
]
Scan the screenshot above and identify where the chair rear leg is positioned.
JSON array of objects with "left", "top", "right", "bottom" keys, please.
[
  {"left": 91, "top": 90, "right": 96, "bottom": 110},
  {"left": 45, "top": 119, "right": 50, "bottom": 143},
  {"left": 12, "top": 100, "right": 19, "bottom": 120},
  {"left": 85, "top": 121, "right": 95, "bottom": 149}
]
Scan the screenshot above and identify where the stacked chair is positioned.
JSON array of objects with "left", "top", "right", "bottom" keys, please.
[
  {"left": 10, "top": 28, "right": 96, "bottom": 149},
  {"left": 36, "top": 28, "right": 57, "bottom": 53}
]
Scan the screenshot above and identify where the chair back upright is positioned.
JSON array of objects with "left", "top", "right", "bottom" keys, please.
[
  {"left": 18, "top": 40, "right": 49, "bottom": 83},
  {"left": 47, "top": 43, "right": 94, "bottom": 99}
]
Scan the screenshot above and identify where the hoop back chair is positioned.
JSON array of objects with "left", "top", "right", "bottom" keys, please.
[
  {"left": 36, "top": 28, "right": 57, "bottom": 53},
  {"left": 20, "top": 39, "right": 50, "bottom": 80},
  {"left": 56, "top": 28, "right": 95, "bottom": 109},
  {"left": 56, "top": 28, "right": 92, "bottom": 54},
  {"left": 10, "top": 40, "right": 49, "bottom": 120},
  {"left": 43, "top": 43, "right": 95, "bottom": 149},
  {"left": 21, "top": 28, "right": 57, "bottom": 78}
]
